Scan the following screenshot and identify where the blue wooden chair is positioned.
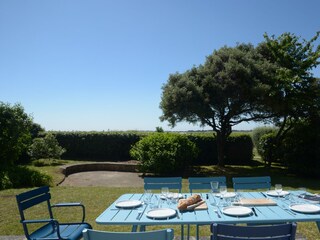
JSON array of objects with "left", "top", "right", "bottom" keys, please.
[
  {"left": 211, "top": 223, "right": 297, "bottom": 240},
  {"left": 188, "top": 177, "right": 226, "bottom": 240},
  {"left": 188, "top": 176, "right": 227, "bottom": 193},
  {"left": 232, "top": 176, "right": 271, "bottom": 191},
  {"left": 83, "top": 228, "right": 174, "bottom": 240},
  {"left": 16, "top": 186, "right": 92, "bottom": 240},
  {"left": 144, "top": 177, "right": 182, "bottom": 192}
]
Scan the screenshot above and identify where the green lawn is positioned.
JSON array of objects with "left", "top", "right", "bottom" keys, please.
[{"left": 1, "top": 160, "right": 319, "bottom": 239}]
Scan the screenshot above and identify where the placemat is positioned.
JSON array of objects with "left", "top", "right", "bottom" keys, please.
[{"left": 239, "top": 198, "right": 277, "bottom": 206}]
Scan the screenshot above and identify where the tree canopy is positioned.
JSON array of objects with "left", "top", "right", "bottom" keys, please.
[
  {"left": 160, "top": 43, "right": 275, "bottom": 166},
  {"left": 0, "top": 102, "right": 33, "bottom": 171},
  {"left": 160, "top": 32, "right": 320, "bottom": 167}
]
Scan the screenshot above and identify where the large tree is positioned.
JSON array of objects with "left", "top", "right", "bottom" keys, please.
[
  {"left": 160, "top": 44, "right": 275, "bottom": 166},
  {"left": 256, "top": 32, "right": 320, "bottom": 164}
]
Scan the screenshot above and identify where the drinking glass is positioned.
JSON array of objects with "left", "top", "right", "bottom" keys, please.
[
  {"left": 144, "top": 189, "right": 152, "bottom": 204},
  {"left": 210, "top": 181, "right": 219, "bottom": 194},
  {"left": 219, "top": 185, "right": 227, "bottom": 198},
  {"left": 275, "top": 184, "right": 282, "bottom": 198}
]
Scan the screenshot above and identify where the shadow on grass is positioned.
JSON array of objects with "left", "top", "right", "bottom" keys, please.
[{"left": 186, "top": 160, "right": 319, "bottom": 192}]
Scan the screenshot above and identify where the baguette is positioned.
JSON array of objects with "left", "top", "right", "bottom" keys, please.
[{"left": 177, "top": 194, "right": 202, "bottom": 210}]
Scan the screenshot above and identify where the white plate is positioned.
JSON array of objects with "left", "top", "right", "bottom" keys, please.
[
  {"left": 160, "top": 193, "right": 183, "bottom": 199},
  {"left": 289, "top": 204, "right": 320, "bottom": 213},
  {"left": 115, "top": 200, "right": 142, "bottom": 208},
  {"left": 222, "top": 206, "right": 252, "bottom": 216},
  {"left": 266, "top": 190, "right": 290, "bottom": 197},
  {"left": 216, "top": 192, "right": 237, "bottom": 198},
  {"left": 146, "top": 208, "right": 176, "bottom": 219}
]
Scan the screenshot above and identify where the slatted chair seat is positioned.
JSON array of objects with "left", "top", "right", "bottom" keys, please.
[
  {"left": 211, "top": 223, "right": 297, "bottom": 240},
  {"left": 232, "top": 176, "right": 271, "bottom": 191},
  {"left": 16, "top": 186, "right": 92, "bottom": 240},
  {"left": 83, "top": 228, "right": 174, "bottom": 240}
]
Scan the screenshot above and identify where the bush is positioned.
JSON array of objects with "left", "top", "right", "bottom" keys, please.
[
  {"left": 28, "top": 133, "right": 66, "bottom": 160},
  {"left": 280, "top": 121, "right": 320, "bottom": 177},
  {"left": 130, "top": 133, "right": 198, "bottom": 175},
  {"left": 252, "top": 127, "right": 277, "bottom": 159},
  {"left": 0, "top": 102, "right": 33, "bottom": 171},
  {"left": 252, "top": 127, "right": 276, "bottom": 147},
  {"left": 257, "top": 132, "right": 277, "bottom": 165},
  {"left": 0, "top": 166, "right": 52, "bottom": 190}
]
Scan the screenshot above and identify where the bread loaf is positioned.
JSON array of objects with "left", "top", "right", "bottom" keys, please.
[{"left": 177, "top": 194, "right": 202, "bottom": 210}]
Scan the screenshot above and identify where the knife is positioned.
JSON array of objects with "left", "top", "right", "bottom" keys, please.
[
  {"left": 252, "top": 207, "right": 258, "bottom": 216},
  {"left": 138, "top": 204, "right": 148, "bottom": 220},
  {"left": 260, "top": 192, "right": 267, "bottom": 198}
]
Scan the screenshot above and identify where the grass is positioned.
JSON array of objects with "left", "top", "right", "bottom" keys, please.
[{"left": 0, "top": 160, "right": 319, "bottom": 239}]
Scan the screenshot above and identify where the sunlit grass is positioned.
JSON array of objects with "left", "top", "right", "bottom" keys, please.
[{"left": 1, "top": 160, "right": 319, "bottom": 238}]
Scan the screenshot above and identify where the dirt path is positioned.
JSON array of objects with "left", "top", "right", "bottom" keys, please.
[{"left": 59, "top": 171, "right": 144, "bottom": 187}]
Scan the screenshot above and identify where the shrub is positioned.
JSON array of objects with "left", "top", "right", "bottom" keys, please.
[
  {"left": 280, "top": 121, "right": 320, "bottom": 177},
  {"left": 252, "top": 127, "right": 277, "bottom": 159},
  {"left": 130, "top": 133, "right": 198, "bottom": 175},
  {"left": 0, "top": 166, "right": 52, "bottom": 190},
  {"left": 28, "top": 133, "right": 66, "bottom": 160},
  {"left": 257, "top": 132, "right": 277, "bottom": 165},
  {"left": 252, "top": 127, "right": 276, "bottom": 148}
]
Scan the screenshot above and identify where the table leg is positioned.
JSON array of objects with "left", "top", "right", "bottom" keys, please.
[{"left": 181, "top": 224, "right": 184, "bottom": 240}]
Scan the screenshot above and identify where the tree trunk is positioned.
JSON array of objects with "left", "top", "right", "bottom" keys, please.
[{"left": 216, "top": 132, "right": 226, "bottom": 167}]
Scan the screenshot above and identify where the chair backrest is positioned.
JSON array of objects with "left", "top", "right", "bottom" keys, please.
[
  {"left": 144, "top": 177, "right": 182, "bottom": 192},
  {"left": 188, "top": 177, "right": 226, "bottom": 193},
  {"left": 211, "top": 223, "right": 296, "bottom": 240},
  {"left": 16, "top": 186, "right": 53, "bottom": 237},
  {"left": 83, "top": 228, "right": 174, "bottom": 240},
  {"left": 232, "top": 176, "right": 271, "bottom": 191}
]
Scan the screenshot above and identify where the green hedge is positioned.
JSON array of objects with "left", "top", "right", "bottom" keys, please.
[
  {"left": 51, "top": 131, "right": 144, "bottom": 161},
  {"left": 187, "top": 133, "right": 253, "bottom": 165},
  {"left": 48, "top": 131, "right": 253, "bottom": 165}
]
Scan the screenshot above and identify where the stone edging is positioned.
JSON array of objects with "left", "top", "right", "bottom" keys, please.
[{"left": 60, "top": 162, "right": 139, "bottom": 176}]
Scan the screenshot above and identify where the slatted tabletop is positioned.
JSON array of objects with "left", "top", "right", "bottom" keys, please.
[{"left": 96, "top": 191, "right": 320, "bottom": 231}]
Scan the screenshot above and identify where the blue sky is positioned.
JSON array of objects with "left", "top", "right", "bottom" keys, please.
[{"left": 0, "top": 0, "right": 319, "bottom": 132}]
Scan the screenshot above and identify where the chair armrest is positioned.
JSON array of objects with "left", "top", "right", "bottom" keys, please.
[
  {"left": 51, "top": 202, "right": 86, "bottom": 222},
  {"left": 22, "top": 219, "right": 58, "bottom": 224},
  {"left": 52, "top": 202, "right": 82, "bottom": 207}
]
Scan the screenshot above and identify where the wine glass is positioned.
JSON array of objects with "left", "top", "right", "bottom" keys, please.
[
  {"left": 299, "top": 187, "right": 307, "bottom": 198},
  {"left": 161, "top": 187, "right": 169, "bottom": 202},
  {"left": 275, "top": 184, "right": 282, "bottom": 198}
]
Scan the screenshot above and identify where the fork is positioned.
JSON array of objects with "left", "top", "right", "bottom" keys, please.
[{"left": 282, "top": 205, "right": 296, "bottom": 215}]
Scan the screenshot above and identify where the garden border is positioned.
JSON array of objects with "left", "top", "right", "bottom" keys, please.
[{"left": 60, "top": 162, "right": 139, "bottom": 177}]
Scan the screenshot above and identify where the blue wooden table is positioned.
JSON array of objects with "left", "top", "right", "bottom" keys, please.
[{"left": 96, "top": 191, "right": 320, "bottom": 236}]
